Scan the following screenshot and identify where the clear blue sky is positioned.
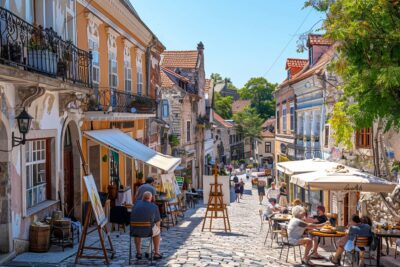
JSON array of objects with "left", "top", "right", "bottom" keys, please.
[{"left": 131, "top": 0, "right": 324, "bottom": 88}]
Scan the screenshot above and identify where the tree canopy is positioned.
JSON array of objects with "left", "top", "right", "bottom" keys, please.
[
  {"left": 214, "top": 92, "right": 233, "bottom": 119},
  {"left": 239, "top": 77, "right": 276, "bottom": 120},
  {"left": 233, "top": 107, "right": 264, "bottom": 140},
  {"left": 305, "top": 0, "right": 400, "bottom": 138}
]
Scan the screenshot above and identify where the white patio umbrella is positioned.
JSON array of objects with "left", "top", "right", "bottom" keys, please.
[
  {"left": 277, "top": 158, "right": 340, "bottom": 175},
  {"left": 290, "top": 166, "right": 397, "bottom": 193}
]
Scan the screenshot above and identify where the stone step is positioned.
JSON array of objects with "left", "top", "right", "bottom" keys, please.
[{"left": 380, "top": 256, "right": 400, "bottom": 267}]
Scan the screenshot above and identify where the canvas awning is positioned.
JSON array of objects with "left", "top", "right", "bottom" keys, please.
[
  {"left": 290, "top": 167, "right": 397, "bottom": 193},
  {"left": 84, "top": 129, "right": 181, "bottom": 172},
  {"left": 277, "top": 158, "right": 340, "bottom": 175}
]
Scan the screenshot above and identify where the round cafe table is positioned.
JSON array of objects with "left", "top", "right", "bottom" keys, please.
[{"left": 309, "top": 230, "right": 347, "bottom": 250}]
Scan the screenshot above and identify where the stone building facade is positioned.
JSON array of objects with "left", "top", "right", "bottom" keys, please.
[{"left": 160, "top": 43, "right": 207, "bottom": 188}]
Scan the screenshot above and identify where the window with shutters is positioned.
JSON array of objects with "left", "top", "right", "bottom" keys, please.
[
  {"left": 108, "top": 51, "right": 118, "bottom": 89},
  {"left": 186, "top": 121, "right": 191, "bottom": 142},
  {"left": 265, "top": 142, "right": 272, "bottom": 153},
  {"left": 356, "top": 128, "right": 371, "bottom": 148},
  {"left": 89, "top": 39, "right": 100, "bottom": 85},
  {"left": 26, "top": 139, "right": 51, "bottom": 209},
  {"left": 290, "top": 102, "right": 295, "bottom": 131},
  {"left": 162, "top": 99, "right": 169, "bottom": 118},
  {"left": 124, "top": 61, "right": 132, "bottom": 93},
  {"left": 136, "top": 53, "right": 143, "bottom": 95},
  {"left": 282, "top": 104, "right": 287, "bottom": 132}
]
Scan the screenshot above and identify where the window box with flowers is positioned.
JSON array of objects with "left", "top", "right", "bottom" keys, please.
[{"left": 130, "top": 95, "right": 156, "bottom": 113}]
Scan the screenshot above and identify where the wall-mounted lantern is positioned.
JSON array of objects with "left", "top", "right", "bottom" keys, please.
[{"left": 12, "top": 108, "right": 33, "bottom": 147}]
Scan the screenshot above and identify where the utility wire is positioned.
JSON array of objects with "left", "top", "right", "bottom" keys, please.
[{"left": 263, "top": 8, "right": 313, "bottom": 78}]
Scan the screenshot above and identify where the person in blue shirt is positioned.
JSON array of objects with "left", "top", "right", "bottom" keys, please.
[
  {"left": 136, "top": 177, "right": 156, "bottom": 202},
  {"left": 330, "top": 214, "right": 372, "bottom": 265},
  {"left": 131, "top": 191, "right": 162, "bottom": 260}
]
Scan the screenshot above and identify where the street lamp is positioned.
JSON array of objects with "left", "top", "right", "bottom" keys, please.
[{"left": 12, "top": 108, "right": 33, "bottom": 147}]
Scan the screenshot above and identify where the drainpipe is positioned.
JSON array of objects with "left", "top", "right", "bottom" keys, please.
[{"left": 144, "top": 36, "right": 157, "bottom": 146}]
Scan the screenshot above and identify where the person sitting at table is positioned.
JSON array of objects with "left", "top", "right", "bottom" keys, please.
[
  {"left": 308, "top": 206, "right": 328, "bottom": 259},
  {"left": 266, "top": 182, "right": 280, "bottom": 204},
  {"left": 136, "top": 177, "right": 157, "bottom": 203},
  {"left": 330, "top": 214, "right": 372, "bottom": 265},
  {"left": 287, "top": 206, "right": 328, "bottom": 264},
  {"left": 264, "top": 198, "right": 281, "bottom": 219},
  {"left": 130, "top": 191, "right": 162, "bottom": 260},
  {"left": 292, "top": 198, "right": 302, "bottom": 207}
]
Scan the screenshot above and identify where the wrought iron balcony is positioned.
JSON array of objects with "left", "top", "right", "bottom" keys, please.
[
  {"left": 0, "top": 7, "right": 92, "bottom": 88},
  {"left": 86, "top": 88, "right": 156, "bottom": 114}
]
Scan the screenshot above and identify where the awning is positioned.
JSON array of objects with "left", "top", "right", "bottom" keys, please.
[
  {"left": 290, "top": 166, "right": 397, "bottom": 193},
  {"left": 84, "top": 129, "right": 181, "bottom": 172},
  {"left": 277, "top": 158, "right": 340, "bottom": 175}
]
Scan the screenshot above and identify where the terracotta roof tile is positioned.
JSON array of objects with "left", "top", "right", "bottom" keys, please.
[
  {"left": 308, "top": 34, "right": 333, "bottom": 46},
  {"left": 278, "top": 44, "right": 337, "bottom": 88},
  {"left": 213, "top": 111, "right": 233, "bottom": 128},
  {"left": 161, "top": 50, "right": 199, "bottom": 69},
  {"left": 232, "top": 100, "right": 251, "bottom": 113},
  {"left": 286, "top": 58, "right": 308, "bottom": 70},
  {"left": 160, "top": 70, "right": 175, "bottom": 88}
]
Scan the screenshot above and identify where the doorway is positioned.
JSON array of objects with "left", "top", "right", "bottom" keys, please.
[
  {"left": 63, "top": 125, "right": 74, "bottom": 216},
  {"left": 344, "top": 193, "right": 349, "bottom": 226}
]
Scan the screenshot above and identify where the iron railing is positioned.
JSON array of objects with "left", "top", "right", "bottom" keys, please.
[
  {"left": 87, "top": 88, "right": 157, "bottom": 114},
  {"left": 0, "top": 7, "right": 92, "bottom": 88}
]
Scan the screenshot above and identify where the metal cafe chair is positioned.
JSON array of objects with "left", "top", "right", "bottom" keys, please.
[
  {"left": 342, "top": 235, "right": 372, "bottom": 267},
  {"left": 279, "top": 224, "right": 302, "bottom": 263}
]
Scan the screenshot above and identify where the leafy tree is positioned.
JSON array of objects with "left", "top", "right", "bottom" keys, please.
[
  {"left": 239, "top": 77, "right": 276, "bottom": 120},
  {"left": 214, "top": 92, "right": 233, "bottom": 119},
  {"left": 305, "top": 0, "right": 400, "bottom": 136},
  {"left": 210, "top": 73, "right": 223, "bottom": 84},
  {"left": 233, "top": 107, "right": 263, "bottom": 140}
]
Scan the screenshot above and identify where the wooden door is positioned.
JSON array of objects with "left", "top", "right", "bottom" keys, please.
[{"left": 344, "top": 193, "right": 349, "bottom": 226}]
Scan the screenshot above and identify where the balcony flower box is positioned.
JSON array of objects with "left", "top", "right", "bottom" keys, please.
[
  {"left": 130, "top": 96, "right": 155, "bottom": 113},
  {"left": 27, "top": 50, "right": 57, "bottom": 75}
]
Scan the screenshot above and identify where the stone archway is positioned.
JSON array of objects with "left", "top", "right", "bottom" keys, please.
[
  {"left": 0, "top": 118, "right": 12, "bottom": 253},
  {"left": 61, "top": 119, "right": 82, "bottom": 220}
]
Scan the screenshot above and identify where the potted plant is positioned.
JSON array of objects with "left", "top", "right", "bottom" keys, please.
[
  {"left": 168, "top": 134, "right": 180, "bottom": 148},
  {"left": 27, "top": 25, "right": 57, "bottom": 74},
  {"left": 130, "top": 96, "right": 155, "bottom": 113}
]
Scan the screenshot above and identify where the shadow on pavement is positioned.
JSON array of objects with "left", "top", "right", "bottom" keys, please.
[{"left": 213, "top": 232, "right": 248, "bottom": 237}]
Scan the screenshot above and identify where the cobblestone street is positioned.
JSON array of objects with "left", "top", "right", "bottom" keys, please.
[{"left": 61, "top": 176, "right": 296, "bottom": 267}]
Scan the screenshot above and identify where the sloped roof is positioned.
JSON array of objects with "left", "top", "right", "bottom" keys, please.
[
  {"left": 286, "top": 58, "right": 308, "bottom": 70},
  {"left": 278, "top": 44, "right": 337, "bottom": 88},
  {"left": 160, "top": 67, "right": 189, "bottom": 88},
  {"left": 308, "top": 34, "right": 333, "bottom": 46},
  {"left": 161, "top": 50, "right": 199, "bottom": 69},
  {"left": 232, "top": 100, "right": 251, "bottom": 113},
  {"left": 260, "top": 118, "right": 275, "bottom": 138},
  {"left": 213, "top": 111, "right": 233, "bottom": 128}
]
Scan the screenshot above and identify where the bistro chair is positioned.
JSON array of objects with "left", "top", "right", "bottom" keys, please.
[
  {"left": 342, "top": 235, "right": 372, "bottom": 267},
  {"left": 264, "top": 216, "right": 282, "bottom": 247},
  {"left": 279, "top": 224, "right": 302, "bottom": 263},
  {"left": 129, "top": 221, "right": 153, "bottom": 265},
  {"left": 259, "top": 209, "right": 269, "bottom": 233}
]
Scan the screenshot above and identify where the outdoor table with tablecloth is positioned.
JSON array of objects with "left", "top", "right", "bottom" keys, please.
[{"left": 374, "top": 230, "right": 400, "bottom": 267}]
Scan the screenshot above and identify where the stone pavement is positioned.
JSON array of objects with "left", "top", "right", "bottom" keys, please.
[{"left": 4, "top": 177, "right": 338, "bottom": 266}]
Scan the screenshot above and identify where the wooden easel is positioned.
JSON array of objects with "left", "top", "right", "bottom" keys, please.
[
  {"left": 202, "top": 164, "right": 231, "bottom": 232},
  {"left": 75, "top": 141, "right": 115, "bottom": 264}
]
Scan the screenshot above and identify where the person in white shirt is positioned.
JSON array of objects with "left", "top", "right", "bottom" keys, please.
[
  {"left": 266, "top": 182, "right": 280, "bottom": 203},
  {"left": 264, "top": 198, "right": 281, "bottom": 219}
]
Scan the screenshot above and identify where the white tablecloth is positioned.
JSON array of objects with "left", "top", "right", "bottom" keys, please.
[{"left": 115, "top": 188, "right": 132, "bottom": 206}]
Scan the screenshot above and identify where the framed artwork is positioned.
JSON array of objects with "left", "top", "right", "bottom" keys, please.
[{"left": 84, "top": 175, "right": 107, "bottom": 227}]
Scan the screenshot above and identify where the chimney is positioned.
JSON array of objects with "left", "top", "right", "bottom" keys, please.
[
  {"left": 307, "top": 34, "right": 332, "bottom": 66},
  {"left": 197, "top": 41, "right": 204, "bottom": 54}
]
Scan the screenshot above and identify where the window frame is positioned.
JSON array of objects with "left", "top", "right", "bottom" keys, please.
[
  {"left": 124, "top": 60, "right": 132, "bottom": 93},
  {"left": 108, "top": 51, "right": 118, "bottom": 90},
  {"left": 324, "top": 125, "right": 329, "bottom": 148},
  {"left": 282, "top": 104, "right": 287, "bottom": 132},
  {"left": 290, "top": 102, "right": 295, "bottom": 131},
  {"left": 186, "top": 121, "right": 191, "bottom": 142},
  {"left": 265, "top": 142, "right": 272, "bottom": 153},
  {"left": 89, "top": 38, "right": 100, "bottom": 86},
  {"left": 162, "top": 99, "right": 169, "bottom": 118},
  {"left": 136, "top": 54, "right": 143, "bottom": 96},
  {"left": 356, "top": 128, "right": 372, "bottom": 149},
  {"left": 25, "top": 139, "right": 51, "bottom": 209}
]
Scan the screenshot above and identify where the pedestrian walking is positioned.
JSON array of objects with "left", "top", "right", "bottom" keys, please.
[
  {"left": 234, "top": 182, "right": 241, "bottom": 202},
  {"left": 278, "top": 182, "right": 288, "bottom": 207},
  {"left": 239, "top": 178, "right": 245, "bottom": 199},
  {"left": 266, "top": 182, "right": 280, "bottom": 204},
  {"left": 257, "top": 179, "right": 266, "bottom": 205}
]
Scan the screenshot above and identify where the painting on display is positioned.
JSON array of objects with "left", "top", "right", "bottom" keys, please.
[
  {"left": 83, "top": 175, "right": 107, "bottom": 227},
  {"left": 160, "top": 173, "right": 179, "bottom": 200}
]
